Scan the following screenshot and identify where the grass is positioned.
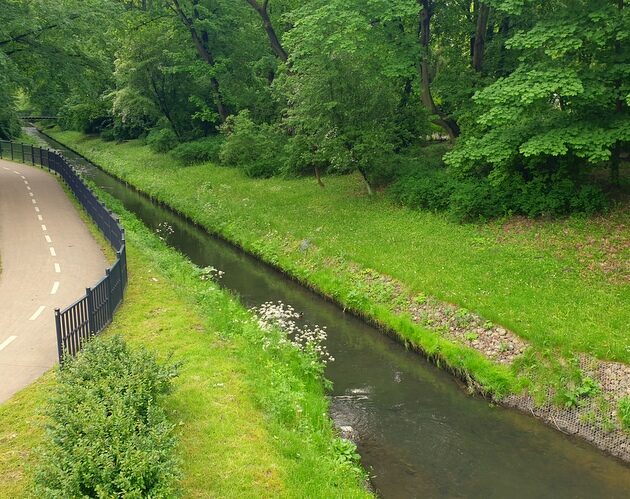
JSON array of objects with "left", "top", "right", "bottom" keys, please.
[
  {"left": 46, "top": 130, "right": 630, "bottom": 390},
  {"left": 0, "top": 187, "right": 369, "bottom": 497}
]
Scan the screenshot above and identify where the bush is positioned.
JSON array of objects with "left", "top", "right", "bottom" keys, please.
[
  {"left": 147, "top": 128, "right": 179, "bottom": 153},
  {"left": 34, "top": 336, "right": 179, "bottom": 498},
  {"left": 100, "top": 128, "right": 116, "bottom": 142},
  {"left": 448, "top": 177, "right": 508, "bottom": 222},
  {"left": 390, "top": 168, "right": 453, "bottom": 212},
  {"left": 219, "top": 110, "right": 286, "bottom": 178},
  {"left": 391, "top": 150, "right": 608, "bottom": 222},
  {"left": 171, "top": 137, "right": 222, "bottom": 165}
]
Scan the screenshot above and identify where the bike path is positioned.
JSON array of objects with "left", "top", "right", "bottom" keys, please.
[{"left": 0, "top": 159, "right": 107, "bottom": 403}]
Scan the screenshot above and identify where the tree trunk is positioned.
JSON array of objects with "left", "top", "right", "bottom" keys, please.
[
  {"left": 611, "top": 0, "right": 624, "bottom": 186},
  {"left": 472, "top": 3, "right": 490, "bottom": 72},
  {"left": 245, "top": 0, "right": 288, "bottom": 62},
  {"left": 149, "top": 73, "right": 182, "bottom": 140},
  {"left": 314, "top": 165, "right": 324, "bottom": 187},
  {"left": 417, "top": 0, "right": 459, "bottom": 140},
  {"left": 497, "top": 15, "right": 510, "bottom": 76},
  {"left": 611, "top": 145, "right": 621, "bottom": 187},
  {"left": 358, "top": 167, "right": 373, "bottom": 196}
]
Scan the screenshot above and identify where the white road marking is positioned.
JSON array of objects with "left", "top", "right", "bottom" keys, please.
[
  {"left": 20, "top": 175, "right": 25, "bottom": 179},
  {"left": 49, "top": 247, "right": 56, "bottom": 256},
  {"left": 54, "top": 263, "right": 61, "bottom": 273},
  {"left": 13, "top": 170, "right": 19, "bottom": 174},
  {"left": 24, "top": 180, "right": 29, "bottom": 185},
  {"left": 29, "top": 305, "right": 46, "bottom": 321},
  {"left": 45, "top": 235, "right": 52, "bottom": 243},
  {"left": 0, "top": 336, "right": 17, "bottom": 352},
  {"left": 31, "top": 199, "right": 37, "bottom": 204},
  {"left": 41, "top": 224, "right": 47, "bottom": 231},
  {"left": 50, "top": 281, "right": 60, "bottom": 295},
  {"left": 29, "top": 192, "right": 33, "bottom": 197},
  {"left": 34, "top": 206, "right": 40, "bottom": 212},
  {"left": 37, "top": 215, "right": 43, "bottom": 221},
  {"left": 2, "top": 166, "right": 9, "bottom": 170},
  {"left": 27, "top": 186, "right": 31, "bottom": 190}
]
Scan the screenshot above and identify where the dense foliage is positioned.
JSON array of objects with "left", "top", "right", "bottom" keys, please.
[
  {"left": 2, "top": 0, "right": 628, "bottom": 219},
  {"left": 34, "top": 336, "right": 179, "bottom": 498}
]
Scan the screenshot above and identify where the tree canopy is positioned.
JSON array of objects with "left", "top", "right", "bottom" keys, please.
[{"left": 2, "top": 0, "right": 627, "bottom": 219}]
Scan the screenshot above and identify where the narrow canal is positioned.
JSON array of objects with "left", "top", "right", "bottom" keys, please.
[{"left": 32, "top": 129, "right": 630, "bottom": 498}]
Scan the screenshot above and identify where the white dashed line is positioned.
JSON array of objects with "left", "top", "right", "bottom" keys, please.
[
  {"left": 29, "top": 192, "right": 33, "bottom": 197},
  {"left": 37, "top": 215, "right": 43, "bottom": 221},
  {"left": 20, "top": 175, "right": 25, "bottom": 179},
  {"left": 54, "top": 263, "right": 61, "bottom": 273},
  {"left": 29, "top": 305, "right": 46, "bottom": 321},
  {"left": 0, "top": 336, "right": 17, "bottom": 352},
  {"left": 49, "top": 247, "right": 56, "bottom": 257},
  {"left": 50, "top": 281, "right": 60, "bottom": 295},
  {"left": 41, "top": 224, "right": 47, "bottom": 231},
  {"left": 13, "top": 170, "right": 19, "bottom": 174},
  {"left": 2, "top": 166, "right": 9, "bottom": 170},
  {"left": 31, "top": 199, "right": 37, "bottom": 204},
  {"left": 45, "top": 235, "right": 52, "bottom": 243},
  {"left": 27, "top": 186, "right": 31, "bottom": 190},
  {"left": 34, "top": 206, "right": 40, "bottom": 212}
]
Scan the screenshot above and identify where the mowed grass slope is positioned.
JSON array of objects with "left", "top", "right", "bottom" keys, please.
[
  {"left": 0, "top": 198, "right": 369, "bottom": 498},
  {"left": 49, "top": 132, "right": 630, "bottom": 367}
]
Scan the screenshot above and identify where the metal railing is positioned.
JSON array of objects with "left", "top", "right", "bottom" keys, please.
[{"left": 0, "top": 140, "right": 127, "bottom": 362}]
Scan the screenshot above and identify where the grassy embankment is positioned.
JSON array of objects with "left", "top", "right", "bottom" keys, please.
[
  {"left": 0, "top": 188, "right": 369, "bottom": 497},
  {"left": 48, "top": 130, "right": 630, "bottom": 399}
]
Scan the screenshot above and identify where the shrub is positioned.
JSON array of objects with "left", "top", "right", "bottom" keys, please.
[
  {"left": 391, "top": 151, "right": 608, "bottom": 222},
  {"left": 171, "top": 137, "right": 222, "bottom": 165},
  {"left": 390, "top": 169, "right": 453, "bottom": 212},
  {"left": 147, "top": 128, "right": 179, "bottom": 153},
  {"left": 34, "top": 336, "right": 179, "bottom": 498},
  {"left": 447, "top": 177, "right": 508, "bottom": 222},
  {"left": 219, "top": 110, "right": 286, "bottom": 178},
  {"left": 100, "top": 128, "right": 116, "bottom": 142}
]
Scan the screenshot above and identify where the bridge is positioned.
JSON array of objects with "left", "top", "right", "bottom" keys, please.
[{"left": 19, "top": 116, "right": 59, "bottom": 121}]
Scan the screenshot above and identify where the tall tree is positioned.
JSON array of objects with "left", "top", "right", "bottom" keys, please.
[
  {"left": 417, "top": 0, "right": 460, "bottom": 139},
  {"left": 167, "top": 0, "right": 228, "bottom": 121},
  {"left": 446, "top": 0, "right": 630, "bottom": 184}
]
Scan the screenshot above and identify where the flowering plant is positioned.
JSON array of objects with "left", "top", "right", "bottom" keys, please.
[{"left": 251, "top": 301, "right": 334, "bottom": 374}]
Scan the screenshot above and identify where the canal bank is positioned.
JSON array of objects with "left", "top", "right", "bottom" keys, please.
[{"left": 30, "top": 128, "right": 630, "bottom": 496}]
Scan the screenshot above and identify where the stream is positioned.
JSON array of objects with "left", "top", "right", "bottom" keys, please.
[{"left": 30, "top": 129, "right": 630, "bottom": 498}]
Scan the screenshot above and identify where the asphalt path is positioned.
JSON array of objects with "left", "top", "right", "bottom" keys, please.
[{"left": 0, "top": 159, "right": 107, "bottom": 403}]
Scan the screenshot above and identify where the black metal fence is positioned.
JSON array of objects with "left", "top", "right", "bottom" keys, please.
[{"left": 0, "top": 139, "right": 127, "bottom": 362}]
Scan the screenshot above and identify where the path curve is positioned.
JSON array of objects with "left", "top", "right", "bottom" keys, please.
[{"left": 0, "top": 159, "right": 107, "bottom": 403}]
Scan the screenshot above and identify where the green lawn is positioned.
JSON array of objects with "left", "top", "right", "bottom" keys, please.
[
  {"left": 0, "top": 193, "right": 369, "bottom": 498},
  {"left": 49, "top": 131, "right": 630, "bottom": 385}
]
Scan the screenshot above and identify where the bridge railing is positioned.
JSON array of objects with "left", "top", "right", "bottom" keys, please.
[{"left": 0, "top": 139, "right": 127, "bottom": 362}]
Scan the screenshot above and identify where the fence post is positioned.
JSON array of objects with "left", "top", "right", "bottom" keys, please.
[
  {"left": 55, "top": 308, "right": 64, "bottom": 364},
  {"left": 105, "top": 268, "right": 112, "bottom": 323},
  {"left": 86, "top": 287, "right": 96, "bottom": 335},
  {"left": 31, "top": 145, "right": 35, "bottom": 165},
  {"left": 10, "top": 142, "right": 13, "bottom": 160}
]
